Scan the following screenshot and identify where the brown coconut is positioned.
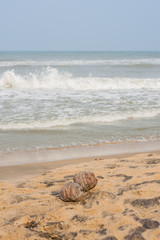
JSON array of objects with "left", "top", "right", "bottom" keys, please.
[
  {"left": 73, "top": 172, "right": 98, "bottom": 191},
  {"left": 60, "top": 182, "right": 85, "bottom": 202}
]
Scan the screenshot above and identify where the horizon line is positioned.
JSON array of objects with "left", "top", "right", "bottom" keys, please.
[{"left": 0, "top": 50, "right": 160, "bottom": 52}]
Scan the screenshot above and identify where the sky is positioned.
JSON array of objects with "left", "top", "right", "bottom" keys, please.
[{"left": 0, "top": 0, "right": 160, "bottom": 51}]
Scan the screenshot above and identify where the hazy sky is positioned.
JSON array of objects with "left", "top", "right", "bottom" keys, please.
[{"left": 0, "top": 0, "right": 160, "bottom": 51}]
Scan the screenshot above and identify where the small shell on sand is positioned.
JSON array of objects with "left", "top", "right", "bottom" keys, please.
[
  {"left": 73, "top": 172, "right": 98, "bottom": 191},
  {"left": 60, "top": 182, "right": 85, "bottom": 202}
]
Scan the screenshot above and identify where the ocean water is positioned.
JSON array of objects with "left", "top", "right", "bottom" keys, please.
[{"left": 0, "top": 51, "right": 160, "bottom": 153}]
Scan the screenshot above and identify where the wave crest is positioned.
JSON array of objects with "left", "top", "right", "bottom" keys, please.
[{"left": 1, "top": 68, "right": 160, "bottom": 90}]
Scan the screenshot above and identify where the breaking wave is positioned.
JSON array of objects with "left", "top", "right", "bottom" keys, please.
[{"left": 0, "top": 68, "right": 160, "bottom": 90}]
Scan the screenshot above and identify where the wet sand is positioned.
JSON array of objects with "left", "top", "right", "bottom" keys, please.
[
  {"left": 0, "top": 150, "right": 160, "bottom": 240},
  {"left": 0, "top": 140, "right": 160, "bottom": 182}
]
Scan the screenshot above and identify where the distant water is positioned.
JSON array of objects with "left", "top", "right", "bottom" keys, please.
[{"left": 0, "top": 51, "right": 160, "bottom": 153}]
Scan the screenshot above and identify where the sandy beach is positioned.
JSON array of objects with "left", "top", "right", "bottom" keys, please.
[{"left": 0, "top": 150, "right": 160, "bottom": 240}]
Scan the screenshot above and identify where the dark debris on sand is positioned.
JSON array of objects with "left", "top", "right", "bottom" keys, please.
[{"left": 131, "top": 197, "right": 160, "bottom": 208}]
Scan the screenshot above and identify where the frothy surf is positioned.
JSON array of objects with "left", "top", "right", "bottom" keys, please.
[
  {"left": 1, "top": 109, "right": 160, "bottom": 130},
  {"left": 1, "top": 51, "right": 160, "bottom": 154},
  {"left": 1, "top": 68, "right": 160, "bottom": 90}
]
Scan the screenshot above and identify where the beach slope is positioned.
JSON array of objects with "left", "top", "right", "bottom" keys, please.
[{"left": 0, "top": 151, "right": 160, "bottom": 240}]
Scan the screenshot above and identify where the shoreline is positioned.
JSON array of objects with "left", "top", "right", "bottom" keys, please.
[
  {"left": 0, "top": 139, "right": 160, "bottom": 182},
  {"left": 1, "top": 139, "right": 160, "bottom": 167}
]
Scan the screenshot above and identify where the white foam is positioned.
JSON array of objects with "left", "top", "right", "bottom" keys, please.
[
  {"left": 0, "top": 58, "right": 160, "bottom": 67},
  {"left": 0, "top": 68, "right": 160, "bottom": 90},
  {"left": 1, "top": 109, "right": 160, "bottom": 130}
]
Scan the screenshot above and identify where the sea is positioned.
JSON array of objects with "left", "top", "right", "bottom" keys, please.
[{"left": 0, "top": 51, "right": 160, "bottom": 153}]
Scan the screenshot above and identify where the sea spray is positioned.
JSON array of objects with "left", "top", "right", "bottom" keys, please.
[{"left": 1, "top": 68, "right": 160, "bottom": 90}]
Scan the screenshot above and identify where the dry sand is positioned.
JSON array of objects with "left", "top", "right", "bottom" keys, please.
[{"left": 0, "top": 151, "right": 160, "bottom": 240}]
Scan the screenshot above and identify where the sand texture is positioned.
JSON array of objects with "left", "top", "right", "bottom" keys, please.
[{"left": 0, "top": 152, "right": 160, "bottom": 240}]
